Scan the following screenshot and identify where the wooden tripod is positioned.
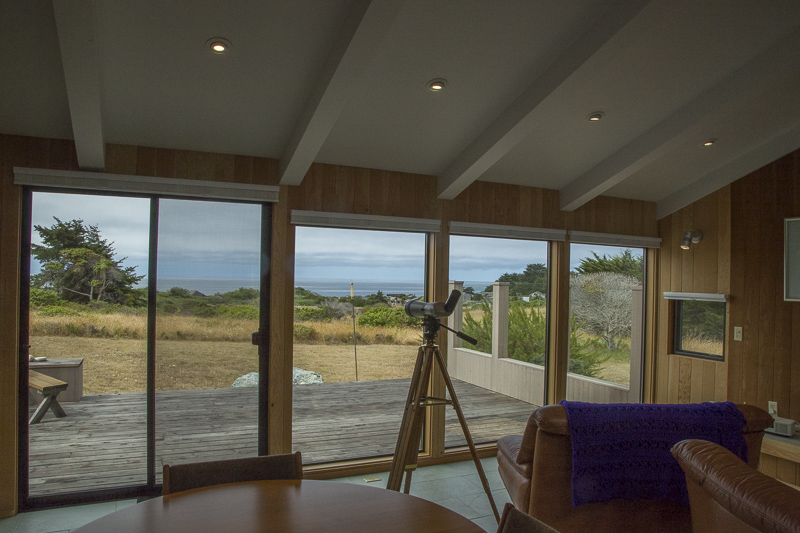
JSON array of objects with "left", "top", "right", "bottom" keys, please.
[{"left": 386, "top": 319, "right": 500, "bottom": 523}]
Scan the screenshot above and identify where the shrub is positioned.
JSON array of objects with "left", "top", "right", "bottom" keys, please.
[
  {"left": 321, "top": 299, "right": 353, "bottom": 319},
  {"left": 218, "top": 305, "right": 259, "bottom": 320},
  {"left": 463, "top": 302, "right": 492, "bottom": 354},
  {"left": 223, "top": 287, "right": 259, "bottom": 302},
  {"left": 294, "top": 287, "right": 325, "bottom": 306},
  {"left": 168, "top": 287, "right": 192, "bottom": 298},
  {"left": 293, "top": 324, "right": 318, "bottom": 342},
  {"left": 36, "top": 305, "right": 81, "bottom": 317},
  {"left": 30, "top": 287, "right": 66, "bottom": 307},
  {"left": 357, "top": 307, "right": 419, "bottom": 328},
  {"left": 507, "top": 303, "right": 546, "bottom": 363},
  {"left": 178, "top": 301, "right": 217, "bottom": 317},
  {"left": 462, "top": 300, "right": 609, "bottom": 377},
  {"left": 295, "top": 306, "right": 338, "bottom": 322},
  {"left": 567, "top": 316, "right": 610, "bottom": 377}
]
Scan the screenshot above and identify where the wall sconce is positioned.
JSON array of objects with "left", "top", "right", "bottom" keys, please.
[{"left": 681, "top": 230, "right": 703, "bottom": 250}]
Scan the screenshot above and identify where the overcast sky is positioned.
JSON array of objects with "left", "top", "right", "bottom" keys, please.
[{"left": 30, "top": 192, "right": 639, "bottom": 286}]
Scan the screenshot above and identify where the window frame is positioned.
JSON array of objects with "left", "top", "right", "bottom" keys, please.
[
  {"left": 672, "top": 298, "right": 727, "bottom": 361},
  {"left": 664, "top": 292, "right": 728, "bottom": 362}
]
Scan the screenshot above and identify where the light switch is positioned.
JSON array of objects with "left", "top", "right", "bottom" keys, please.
[{"left": 733, "top": 327, "right": 742, "bottom": 341}]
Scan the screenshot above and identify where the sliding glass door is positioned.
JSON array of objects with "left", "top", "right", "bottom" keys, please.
[
  {"left": 155, "top": 200, "right": 263, "bottom": 478},
  {"left": 26, "top": 191, "right": 151, "bottom": 497},
  {"left": 22, "top": 191, "right": 271, "bottom": 505}
]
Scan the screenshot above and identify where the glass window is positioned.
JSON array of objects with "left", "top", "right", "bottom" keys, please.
[
  {"left": 674, "top": 300, "right": 725, "bottom": 360},
  {"left": 567, "top": 245, "right": 645, "bottom": 403},
  {"left": 293, "top": 226, "right": 425, "bottom": 464},
  {"left": 446, "top": 235, "right": 547, "bottom": 448}
]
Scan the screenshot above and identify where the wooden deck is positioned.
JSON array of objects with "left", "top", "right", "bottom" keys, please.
[{"left": 28, "top": 378, "right": 535, "bottom": 497}]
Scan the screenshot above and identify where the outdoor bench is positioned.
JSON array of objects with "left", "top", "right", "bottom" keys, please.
[{"left": 29, "top": 369, "right": 68, "bottom": 424}]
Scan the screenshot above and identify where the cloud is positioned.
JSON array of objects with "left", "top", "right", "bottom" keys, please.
[
  {"left": 29, "top": 192, "right": 645, "bottom": 284},
  {"left": 31, "top": 192, "right": 263, "bottom": 277}
]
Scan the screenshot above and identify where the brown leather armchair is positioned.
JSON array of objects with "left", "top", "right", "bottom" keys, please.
[
  {"left": 672, "top": 439, "right": 800, "bottom": 533},
  {"left": 496, "top": 404, "right": 773, "bottom": 533}
]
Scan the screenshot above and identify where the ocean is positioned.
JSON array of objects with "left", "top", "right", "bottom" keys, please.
[{"left": 156, "top": 277, "right": 493, "bottom": 297}]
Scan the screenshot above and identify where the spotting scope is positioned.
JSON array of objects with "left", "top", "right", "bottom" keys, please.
[{"left": 404, "top": 290, "right": 461, "bottom": 319}]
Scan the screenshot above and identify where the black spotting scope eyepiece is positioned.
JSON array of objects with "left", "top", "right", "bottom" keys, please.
[{"left": 404, "top": 290, "right": 462, "bottom": 319}]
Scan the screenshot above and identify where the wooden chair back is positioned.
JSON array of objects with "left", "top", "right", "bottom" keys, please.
[
  {"left": 497, "top": 503, "right": 559, "bottom": 533},
  {"left": 162, "top": 451, "right": 303, "bottom": 495}
]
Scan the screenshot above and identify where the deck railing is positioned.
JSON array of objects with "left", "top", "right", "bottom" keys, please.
[{"left": 447, "top": 281, "right": 643, "bottom": 405}]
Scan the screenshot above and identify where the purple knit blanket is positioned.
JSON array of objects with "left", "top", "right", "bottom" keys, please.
[{"left": 560, "top": 401, "right": 747, "bottom": 507}]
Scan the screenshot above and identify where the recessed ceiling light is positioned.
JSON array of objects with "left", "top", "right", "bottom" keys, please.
[
  {"left": 587, "top": 112, "right": 604, "bottom": 122},
  {"left": 427, "top": 79, "right": 448, "bottom": 91},
  {"left": 703, "top": 138, "right": 716, "bottom": 146},
  {"left": 206, "top": 37, "right": 231, "bottom": 54}
]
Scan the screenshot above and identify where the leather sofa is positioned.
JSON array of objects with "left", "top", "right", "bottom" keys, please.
[
  {"left": 672, "top": 439, "right": 800, "bottom": 533},
  {"left": 496, "top": 403, "right": 773, "bottom": 533}
]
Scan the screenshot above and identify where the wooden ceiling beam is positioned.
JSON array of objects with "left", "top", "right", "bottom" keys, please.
[
  {"left": 52, "top": 0, "right": 105, "bottom": 170},
  {"left": 435, "top": 0, "right": 650, "bottom": 200},
  {"left": 560, "top": 28, "right": 800, "bottom": 213}
]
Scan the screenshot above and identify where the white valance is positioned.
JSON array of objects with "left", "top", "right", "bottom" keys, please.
[
  {"left": 291, "top": 210, "right": 440, "bottom": 233},
  {"left": 448, "top": 221, "right": 566, "bottom": 241},
  {"left": 14, "top": 167, "right": 279, "bottom": 203},
  {"left": 568, "top": 230, "right": 661, "bottom": 248},
  {"left": 663, "top": 292, "right": 728, "bottom": 302}
]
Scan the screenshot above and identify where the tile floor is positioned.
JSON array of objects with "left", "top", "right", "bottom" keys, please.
[{"left": 0, "top": 456, "right": 510, "bottom": 533}]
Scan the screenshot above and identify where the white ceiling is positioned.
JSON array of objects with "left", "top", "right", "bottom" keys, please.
[{"left": 3, "top": 0, "right": 800, "bottom": 218}]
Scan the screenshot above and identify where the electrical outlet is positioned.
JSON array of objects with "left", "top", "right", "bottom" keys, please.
[
  {"left": 733, "top": 327, "right": 743, "bottom": 341},
  {"left": 768, "top": 401, "right": 778, "bottom": 417}
]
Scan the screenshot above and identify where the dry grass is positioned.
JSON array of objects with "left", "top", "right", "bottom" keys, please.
[
  {"left": 30, "top": 311, "right": 420, "bottom": 344},
  {"left": 31, "top": 336, "right": 418, "bottom": 394},
  {"left": 296, "top": 319, "right": 420, "bottom": 345},
  {"left": 680, "top": 335, "right": 723, "bottom": 356},
  {"left": 594, "top": 360, "right": 631, "bottom": 387},
  {"left": 30, "top": 310, "right": 257, "bottom": 342},
  {"left": 29, "top": 307, "right": 634, "bottom": 394}
]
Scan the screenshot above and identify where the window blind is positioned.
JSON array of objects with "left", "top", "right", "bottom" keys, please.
[
  {"left": 291, "top": 210, "right": 440, "bottom": 233},
  {"left": 14, "top": 167, "right": 280, "bottom": 203},
  {"left": 568, "top": 230, "right": 661, "bottom": 248},
  {"left": 448, "top": 221, "right": 566, "bottom": 241}
]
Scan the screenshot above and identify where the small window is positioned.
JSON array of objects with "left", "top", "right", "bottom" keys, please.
[{"left": 674, "top": 299, "right": 726, "bottom": 360}]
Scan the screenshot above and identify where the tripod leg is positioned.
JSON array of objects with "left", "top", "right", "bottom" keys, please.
[
  {"left": 387, "top": 345, "right": 433, "bottom": 491},
  {"left": 433, "top": 346, "right": 501, "bottom": 523}
]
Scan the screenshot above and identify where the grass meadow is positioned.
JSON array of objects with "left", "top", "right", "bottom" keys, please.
[
  {"left": 28, "top": 306, "right": 666, "bottom": 395},
  {"left": 30, "top": 311, "right": 421, "bottom": 393}
]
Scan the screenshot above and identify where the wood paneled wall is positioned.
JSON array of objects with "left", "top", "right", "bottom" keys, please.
[
  {"left": 0, "top": 135, "right": 658, "bottom": 516},
  {"left": 728, "top": 148, "right": 800, "bottom": 487},
  {"left": 728, "top": 149, "right": 800, "bottom": 419},
  {"left": 656, "top": 148, "right": 800, "bottom": 432},
  {"left": 655, "top": 186, "right": 731, "bottom": 404},
  {"left": 290, "top": 162, "right": 659, "bottom": 236},
  {"left": 1, "top": 136, "right": 81, "bottom": 517}
]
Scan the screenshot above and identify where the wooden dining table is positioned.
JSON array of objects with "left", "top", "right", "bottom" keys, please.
[{"left": 71, "top": 479, "right": 487, "bottom": 532}]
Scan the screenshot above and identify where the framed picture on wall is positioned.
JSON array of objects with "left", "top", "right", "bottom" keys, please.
[{"left": 785, "top": 218, "right": 800, "bottom": 301}]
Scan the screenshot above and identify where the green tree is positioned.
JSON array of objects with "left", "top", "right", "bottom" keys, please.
[
  {"left": 485, "top": 263, "right": 548, "bottom": 297},
  {"left": 294, "top": 287, "right": 325, "bottom": 306},
  {"left": 364, "top": 290, "right": 390, "bottom": 306},
  {"left": 32, "top": 218, "right": 143, "bottom": 304},
  {"left": 569, "top": 272, "right": 638, "bottom": 350},
  {"left": 574, "top": 249, "right": 643, "bottom": 281}
]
